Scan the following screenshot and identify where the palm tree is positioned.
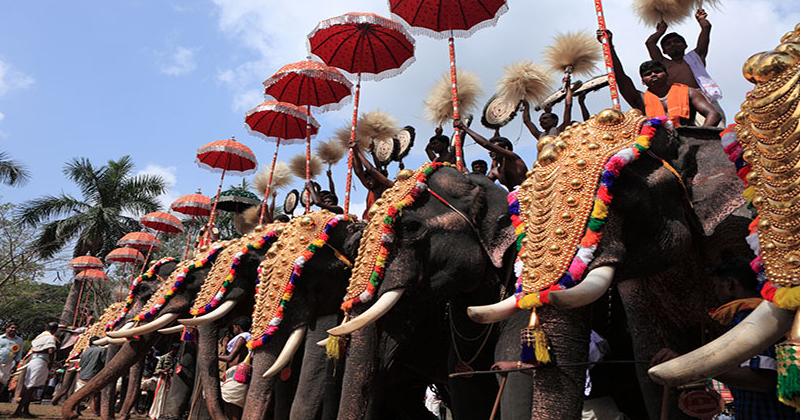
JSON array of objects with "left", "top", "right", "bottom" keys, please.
[
  {"left": 17, "top": 156, "right": 167, "bottom": 324},
  {"left": 0, "top": 152, "right": 31, "bottom": 187}
]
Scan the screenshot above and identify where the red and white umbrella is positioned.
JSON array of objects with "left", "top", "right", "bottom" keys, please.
[
  {"left": 389, "top": 0, "right": 507, "bottom": 171},
  {"left": 140, "top": 211, "right": 184, "bottom": 234},
  {"left": 106, "top": 247, "right": 145, "bottom": 301},
  {"left": 196, "top": 137, "right": 258, "bottom": 245},
  {"left": 245, "top": 100, "right": 320, "bottom": 221},
  {"left": 171, "top": 192, "right": 212, "bottom": 260},
  {"left": 72, "top": 268, "right": 109, "bottom": 326},
  {"left": 117, "top": 232, "right": 162, "bottom": 252},
  {"left": 308, "top": 12, "right": 416, "bottom": 213},
  {"left": 68, "top": 255, "right": 103, "bottom": 270}
]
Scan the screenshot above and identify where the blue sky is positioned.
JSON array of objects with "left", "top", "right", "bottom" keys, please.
[{"left": 1, "top": 0, "right": 798, "bottom": 281}]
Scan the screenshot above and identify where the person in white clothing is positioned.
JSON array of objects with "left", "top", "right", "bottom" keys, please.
[{"left": 14, "top": 322, "right": 58, "bottom": 418}]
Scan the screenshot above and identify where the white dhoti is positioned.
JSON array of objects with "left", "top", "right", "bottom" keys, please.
[
  {"left": 24, "top": 356, "right": 49, "bottom": 388},
  {"left": 0, "top": 362, "right": 14, "bottom": 386},
  {"left": 148, "top": 376, "right": 168, "bottom": 420},
  {"left": 220, "top": 367, "right": 248, "bottom": 408}
]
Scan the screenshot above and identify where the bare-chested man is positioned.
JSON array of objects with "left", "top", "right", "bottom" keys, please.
[
  {"left": 454, "top": 119, "right": 527, "bottom": 190},
  {"left": 598, "top": 29, "right": 720, "bottom": 127},
  {"left": 520, "top": 75, "right": 574, "bottom": 140}
]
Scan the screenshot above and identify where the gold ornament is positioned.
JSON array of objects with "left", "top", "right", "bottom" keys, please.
[
  {"left": 396, "top": 169, "right": 414, "bottom": 181},
  {"left": 67, "top": 301, "right": 127, "bottom": 359},
  {"left": 736, "top": 28, "right": 800, "bottom": 285},
  {"left": 515, "top": 111, "right": 646, "bottom": 293}
]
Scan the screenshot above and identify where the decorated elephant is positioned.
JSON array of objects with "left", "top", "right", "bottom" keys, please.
[{"left": 649, "top": 23, "right": 800, "bottom": 407}]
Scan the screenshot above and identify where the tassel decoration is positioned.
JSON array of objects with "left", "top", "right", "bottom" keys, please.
[
  {"left": 777, "top": 310, "right": 800, "bottom": 410},
  {"left": 520, "top": 309, "right": 550, "bottom": 364}
]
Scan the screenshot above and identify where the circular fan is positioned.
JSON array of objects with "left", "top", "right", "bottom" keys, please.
[
  {"left": 373, "top": 137, "right": 396, "bottom": 166},
  {"left": 394, "top": 126, "right": 416, "bottom": 161},
  {"left": 481, "top": 93, "right": 518, "bottom": 130},
  {"left": 284, "top": 189, "right": 299, "bottom": 214}
]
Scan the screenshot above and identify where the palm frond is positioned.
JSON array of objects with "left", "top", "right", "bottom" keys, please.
[
  {"left": 0, "top": 152, "right": 31, "bottom": 187},
  {"left": 16, "top": 194, "right": 87, "bottom": 226}
]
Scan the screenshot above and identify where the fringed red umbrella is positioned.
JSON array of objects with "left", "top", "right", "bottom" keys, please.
[
  {"left": 308, "top": 12, "right": 416, "bottom": 213},
  {"left": 171, "top": 191, "right": 212, "bottom": 260},
  {"left": 138, "top": 211, "right": 184, "bottom": 273},
  {"left": 117, "top": 231, "right": 162, "bottom": 252},
  {"left": 245, "top": 100, "right": 321, "bottom": 220},
  {"left": 196, "top": 137, "right": 258, "bottom": 246},
  {"left": 68, "top": 255, "right": 103, "bottom": 270},
  {"left": 106, "top": 247, "right": 145, "bottom": 300},
  {"left": 389, "top": 0, "right": 507, "bottom": 171},
  {"left": 73, "top": 268, "right": 109, "bottom": 327}
]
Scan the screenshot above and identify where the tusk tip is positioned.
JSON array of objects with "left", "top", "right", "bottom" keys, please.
[{"left": 316, "top": 338, "right": 328, "bottom": 347}]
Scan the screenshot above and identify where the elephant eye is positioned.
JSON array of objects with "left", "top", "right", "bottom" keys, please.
[{"left": 399, "top": 219, "right": 425, "bottom": 238}]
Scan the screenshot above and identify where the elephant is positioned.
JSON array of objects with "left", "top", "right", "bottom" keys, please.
[
  {"left": 648, "top": 25, "right": 800, "bottom": 395},
  {"left": 327, "top": 162, "right": 519, "bottom": 420}
]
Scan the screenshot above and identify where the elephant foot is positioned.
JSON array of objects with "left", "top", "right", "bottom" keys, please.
[{"left": 62, "top": 407, "right": 79, "bottom": 420}]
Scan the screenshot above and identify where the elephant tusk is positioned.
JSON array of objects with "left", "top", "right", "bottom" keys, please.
[
  {"left": 262, "top": 326, "right": 307, "bottom": 378},
  {"left": 107, "top": 337, "right": 128, "bottom": 346},
  {"left": 106, "top": 313, "right": 180, "bottom": 338},
  {"left": 93, "top": 337, "right": 111, "bottom": 346},
  {"left": 178, "top": 300, "right": 237, "bottom": 326},
  {"left": 158, "top": 325, "right": 185, "bottom": 334},
  {"left": 327, "top": 289, "right": 405, "bottom": 336},
  {"left": 648, "top": 300, "right": 795, "bottom": 387},
  {"left": 467, "top": 296, "right": 519, "bottom": 324},
  {"left": 547, "top": 266, "right": 615, "bottom": 309},
  {"left": 316, "top": 338, "right": 328, "bottom": 348}
]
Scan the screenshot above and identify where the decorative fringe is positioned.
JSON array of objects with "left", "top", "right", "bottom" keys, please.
[
  {"left": 543, "top": 31, "right": 602, "bottom": 76},
  {"left": 778, "top": 340, "right": 800, "bottom": 410},
  {"left": 253, "top": 162, "right": 292, "bottom": 197},
  {"left": 289, "top": 154, "right": 322, "bottom": 179},
  {"left": 326, "top": 334, "right": 347, "bottom": 361},
  {"left": 424, "top": 69, "right": 483, "bottom": 126},
  {"left": 632, "top": 0, "right": 697, "bottom": 26},
  {"left": 520, "top": 310, "right": 550, "bottom": 364}
]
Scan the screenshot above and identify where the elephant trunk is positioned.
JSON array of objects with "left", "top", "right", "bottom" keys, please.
[
  {"left": 290, "top": 314, "right": 340, "bottom": 420},
  {"left": 162, "top": 343, "right": 197, "bottom": 420},
  {"left": 336, "top": 321, "right": 379, "bottom": 420},
  {"left": 62, "top": 336, "right": 159, "bottom": 420},
  {"left": 241, "top": 346, "right": 279, "bottom": 420},
  {"left": 196, "top": 322, "right": 228, "bottom": 420},
  {"left": 117, "top": 359, "right": 145, "bottom": 420},
  {"left": 51, "top": 368, "right": 77, "bottom": 405},
  {"left": 101, "top": 344, "right": 121, "bottom": 420}
]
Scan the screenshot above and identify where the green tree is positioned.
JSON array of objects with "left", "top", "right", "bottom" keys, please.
[
  {"left": 0, "top": 281, "right": 70, "bottom": 341},
  {"left": 17, "top": 156, "right": 167, "bottom": 325},
  {"left": 0, "top": 151, "right": 31, "bottom": 187}
]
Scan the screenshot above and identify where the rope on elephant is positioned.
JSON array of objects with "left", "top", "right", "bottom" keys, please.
[{"left": 448, "top": 359, "right": 651, "bottom": 377}]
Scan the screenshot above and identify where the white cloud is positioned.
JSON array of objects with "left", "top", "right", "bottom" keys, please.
[
  {"left": 0, "top": 58, "right": 34, "bottom": 97},
  {"left": 158, "top": 46, "right": 199, "bottom": 76},
  {"left": 137, "top": 164, "right": 180, "bottom": 211}
]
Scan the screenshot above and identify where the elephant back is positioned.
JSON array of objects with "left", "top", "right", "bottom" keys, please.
[{"left": 67, "top": 301, "right": 126, "bottom": 361}]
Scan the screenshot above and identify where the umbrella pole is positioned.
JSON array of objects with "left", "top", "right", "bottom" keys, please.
[
  {"left": 260, "top": 139, "right": 281, "bottom": 225},
  {"left": 305, "top": 105, "right": 312, "bottom": 214},
  {"left": 344, "top": 73, "right": 361, "bottom": 215},
  {"left": 204, "top": 169, "right": 227, "bottom": 247},
  {"left": 448, "top": 35, "right": 466, "bottom": 172},
  {"left": 140, "top": 231, "right": 160, "bottom": 275},
  {"left": 118, "top": 263, "right": 127, "bottom": 301},
  {"left": 182, "top": 217, "right": 196, "bottom": 260},
  {"left": 593, "top": 0, "right": 621, "bottom": 111},
  {"left": 72, "top": 276, "right": 88, "bottom": 328}
]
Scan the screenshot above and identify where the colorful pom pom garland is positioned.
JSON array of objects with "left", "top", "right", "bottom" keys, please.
[
  {"left": 248, "top": 214, "right": 353, "bottom": 350},
  {"left": 105, "top": 257, "right": 177, "bottom": 332},
  {"left": 341, "top": 162, "right": 451, "bottom": 311},
  {"left": 513, "top": 117, "right": 666, "bottom": 310},
  {"left": 189, "top": 230, "right": 278, "bottom": 316},
  {"left": 134, "top": 245, "right": 224, "bottom": 322}
]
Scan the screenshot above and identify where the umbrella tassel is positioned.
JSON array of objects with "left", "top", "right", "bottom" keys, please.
[
  {"left": 593, "top": 0, "right": 621, "bottom": 111},
  {"left": 449, "top": 35, "right": 465, "bottom": 173},
  {"left": 260, "top": 139, "right": 281, "bottom": 225},
  {"left": 344, "top": 73, "right": 361, "bottom": 215}
]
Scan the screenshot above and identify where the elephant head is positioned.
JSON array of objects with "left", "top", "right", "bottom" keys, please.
[
  {"left": 328, "top": 163, "right": 518, "bottom": 420},
  {"left": 649, "top": 25, "right": 800, "bottom": 389}
]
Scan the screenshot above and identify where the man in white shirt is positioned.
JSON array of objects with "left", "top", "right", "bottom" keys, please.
[{"left": 13, "top": 322, "right": 58, "bottom": 418}]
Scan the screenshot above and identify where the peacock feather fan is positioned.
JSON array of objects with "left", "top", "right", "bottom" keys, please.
[
  {"left": 316, "top": 138, "right": 347, "bottom": 166},
  {"left": 497, "top": 61, "right": 554, "bottom": 106},
  {"left": 356, "top": 110, "right": 400, "bottom": 147},
  {"left": 424, "top": 69, "right": 483, "bottom": 126},
  {"left": 632, "top": 0, "right": 697, "bottom": 26},
  {"left": 543, "top": 31, "right": 602, "bottom": 76},
  {"left": 290, "top": 154, "right": 323, "bottom": 179},
  {"left": 253, "top": 161, "right": 292, "bottom": 197}
]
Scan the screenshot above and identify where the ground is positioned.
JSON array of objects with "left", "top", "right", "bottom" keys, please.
[{"left": 0, "top": 403, "right": 148, "bottom": 420}]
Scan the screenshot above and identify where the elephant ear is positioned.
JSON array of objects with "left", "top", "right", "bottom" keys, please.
[
  {"left": 666, "top": 126, "right": 748, "bottom": 236},
  {"left": 462, "top": 172, "right": 517, "bottom": 268}
]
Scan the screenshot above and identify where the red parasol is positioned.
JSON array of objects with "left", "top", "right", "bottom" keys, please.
[
  {"left": 263, "top": 61, "right": 352, "bottom": 112},
  {"left": 171, "top": 191, "right": 211, "bottom": 260},
  {"left": 389, "top": 0, "right": 507, "bottom": 171},
  {"left": 68, "top": 255, "right": 103, "bottom": 270},
  {"left": 73, "top": 268, "right": 109, "bottom": 327},
  {"left": 117, "top": 231, "right": 162, "bottom": 252},
  {"left": 196, "top": 137, "right": 258, "bottom": 245},
  {"left": 106, "top": 247, "right": 145, "bottom": 300},
  {"left": 308, "top": 12, "right": 416, "bottom": 213},
  {"left": 246, "top": 99, "right": 323, "bottom": 218},
  {"left": 140, "top": 211, "right": 184, "bottom": 234}
]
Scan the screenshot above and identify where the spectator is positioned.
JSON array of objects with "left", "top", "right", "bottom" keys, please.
[
  {"left": 0, "top": 322, "right": 22, "bottom": 401},
  {"left": 14, "top": 322, "right": 58, "bottom": 418},
  {"left": 220, "top": 317, "right": 251, "bottom": 420},
  {"left": 470, "top": 160, "right": 488, "bottom": 176},
  {"left": 148, "top": 343, "right": 179, "bottom": 420}
]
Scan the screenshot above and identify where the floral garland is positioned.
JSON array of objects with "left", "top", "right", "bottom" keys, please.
[
  {"left": 515, "top": 116, "right": 666, "bottom": 309},
  {"left": 135, "top": 245, "right": 224, "bottom": 322},
  {"left": 341, "top": 162, "right": 450, "bottom": 311},
  {"left": 106, "top": 258, "right": 177, "bottom": 332},
  {"left": 249, "top": 214, "right": 353, "bottom": 349},
  {"left": 190, "top": 230, "right": 278, "bottom": 316}
]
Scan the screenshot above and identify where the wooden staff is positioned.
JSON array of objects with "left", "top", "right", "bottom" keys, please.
[{"left": 594, "top": 0, "right": 622, "bottom": 110}]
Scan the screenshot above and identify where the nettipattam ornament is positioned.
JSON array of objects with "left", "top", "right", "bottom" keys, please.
[{"left": 67, "top": 301, "right": 127, "bottom": 361}]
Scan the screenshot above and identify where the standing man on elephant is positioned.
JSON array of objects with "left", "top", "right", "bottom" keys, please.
[
  {"left": 454, "top": 118, "right": 528, "bottom": 190},
  {"left": 14, "top": 322, "right": 58, "bottom": 418},
  {"left": 0, "top": 322, "right": 22, "bottom": 401}
]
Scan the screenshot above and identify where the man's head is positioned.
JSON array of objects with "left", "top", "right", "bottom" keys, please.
[
  {"left": 711, "top": 258, "right": 759, "bottom": 305},
  {"left": 471, "top": 159, "right": 488, "bottom": 175},
  {"left": 639, "top": 60, "right": 669, "bottom": 89},
  {"left": 488, "top": 136, "right": 512, "bottom": 160},
  {"left": 320, "top": 190, "right": 338, "bottom": 206},
  {"left": 4, "top": 322, "right": 19, "bottom": 338},
  {"left": 660, "top": 32, "right": 687, "bottom": 58},
  {"left": 89, "top": 336, "right": 101, "bottom": 346},
  {"left": 232, "top": 316, "right": 251, "bottom": 334},
  {"left": 539, "top": 112, "right": 559, "bottom": 130},
  {"left": 428, "top": 135, "right": 450, "bottom": 154},
  {"left": 46, "top": 322, "right": 59, "bottom": 333}
]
